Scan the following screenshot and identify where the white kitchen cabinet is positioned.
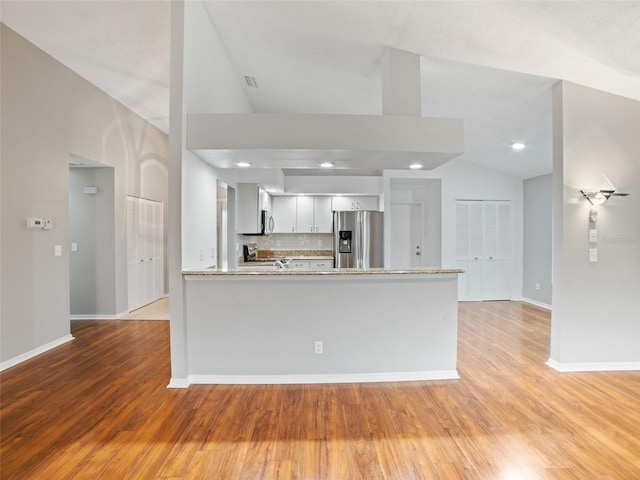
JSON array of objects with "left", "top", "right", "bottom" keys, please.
[
  {"left": 314, "top": 196, "right": 333, "bottom": 232},
  {"left": 296, "top": 196, "right": 332, "bottom": 233},
  {"left": 272, "top": 196, "right": 297, "bottom": 233},
  {"left": 287, "top": 259, "right": 334, "bottom": 270},
  {"left": 308, "top": 259, "right": 333, "bottom": 270},
  {"left": 456, "top": 200, "right": 511, "bottom": 301},
  {"left": 331, "top": 196, "right": 379, "bottom": 211},
  {"left": 237, "top": 183, "right": 271, "bottom": 234},
  {"left": 288, "top": 260, "right": 310, "bottom": 270},
  {"left": 296, "top": 196, "right": 314, "bottom": 233},
  {"left": 272, "top": 195, "right": 333, "bottom": 233}
]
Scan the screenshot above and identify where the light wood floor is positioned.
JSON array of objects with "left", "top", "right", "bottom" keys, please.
[
  {"left": 1, "top": 302, "right": 639, "bottom": 479},
  {"left": 121, "top": 297, "right": 170, "bottom": 320}
]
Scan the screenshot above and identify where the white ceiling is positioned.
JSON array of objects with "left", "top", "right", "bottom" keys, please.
[{"left": 2, "top": 1, "right": 639, "bottom": 179}]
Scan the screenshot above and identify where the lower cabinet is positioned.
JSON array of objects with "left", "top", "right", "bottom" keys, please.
[{"left": 288, "top": 259, "right": 334, "bottom": 270}]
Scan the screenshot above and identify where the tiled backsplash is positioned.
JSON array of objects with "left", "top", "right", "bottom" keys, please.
[{"left": 237, "top": 233, "right": 333, "bottom": 253}]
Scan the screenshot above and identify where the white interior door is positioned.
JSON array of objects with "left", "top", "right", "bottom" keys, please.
[
  {"left": 456, "top": 200, "right": 511, "bottom": 301},
  {"left": 127, "top": 196, "right": 163, "bottom": 312},
  {"left": 390, "top": 202, "right": 423, "bottom": 268}
]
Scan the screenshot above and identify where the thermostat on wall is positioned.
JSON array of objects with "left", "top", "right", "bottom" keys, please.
[
  {"left": 27, "top": 217, "right": 45, "bottom": 229},
  {"left": 26, "top": 218, "right": 52, "bottom": 230}
]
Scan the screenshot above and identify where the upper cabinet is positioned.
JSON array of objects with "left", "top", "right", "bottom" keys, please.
[
  {"left": 272, "top": 196, "right": 333, "bottom": 233},
  {"left": 272, "top": 196, "right": 297, "bottom": 233},
  {"left": 237, "top": 183, "right": 271, "bottom": 234},
  {"left": 297, "top": 196, "right": 332, "bottom": 233},
  {"left": 331, "top": 196, "right": 379, "bottom": 211}
]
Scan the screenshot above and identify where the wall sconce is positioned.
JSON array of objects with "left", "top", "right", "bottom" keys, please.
[
  {"left": 580, "top": 175, "right": 629, "bottom": 205},
  {"left": 581, "top": 175, "right": 629, "bottom": 223},
  {"left": 580, "top": 189, "right": 629, "bottom": 205}
]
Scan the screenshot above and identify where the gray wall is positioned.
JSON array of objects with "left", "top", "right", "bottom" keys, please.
[
  {"left": 550, "top": 82, "right": 640, "bottom": 368},
  {"left": 523, "top": 174, "right": 552, "bottom": 305},
  {"left": 1, "top": 24, "right": 168, "bottom": 365},
  {"left": 69, "top": 167, "right": 116, "bottom": 316}
]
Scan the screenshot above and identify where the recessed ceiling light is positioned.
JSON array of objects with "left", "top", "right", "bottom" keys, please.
[
  {"left": 320, "top": 162, "right": 335, "bottom": 168},
  {"left": 409, "top": 163, "right": 423, "bottom": 170},
  {"left": 236, "top": 162, "right": 252, "bottom": 168},
  {"left": 511, "top": 142, "right": 526, "bottom": 150}
]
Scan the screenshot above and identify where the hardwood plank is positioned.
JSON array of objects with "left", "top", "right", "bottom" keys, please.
[{"left": 1, "top": 302, "right": 640, "bottom": 479}]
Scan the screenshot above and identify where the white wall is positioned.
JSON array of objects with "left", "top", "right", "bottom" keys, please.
[
  {"left": 383, "top": 159, "right": 524, "bottom": 299},
  {"left": 169, "top": 0, "right": 252, "bottom": 383},
  {"left": 523, "top": 174, "right": 552, "bottom": 306},
  {"left": 0, "top": 24, "right": 168, "bottom": 367},
  {"left": 182, "top": 152, "right": 218, "bottom": 270},
  {"left": 550, "top": 82, "right": 640, "bottom": 369},
  {"left": 285, "top": 176, "right": 382, "bottom": 195}
]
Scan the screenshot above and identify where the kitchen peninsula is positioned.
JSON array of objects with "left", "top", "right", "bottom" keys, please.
[{"left": 175, "top": 267, "right": 463, "bottom": 386}]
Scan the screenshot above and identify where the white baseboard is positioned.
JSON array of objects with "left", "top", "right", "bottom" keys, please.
[
  {"left": 0, "top": 334, "right": 74, "bottom": 372},
  {"left": 167, "top": 378, "right": 191, "bottom": 388},
  {"left": 521, "top": 297, "right": 552, "bottom": 310},
  {"left": 70, "top": 313, "right": 124, "bottom": 320},
  {"left": 170, "top": 370, "right": 460, "bottom": 387},
  {"left": 546, "top": 359, "right": 640, "bottom": 372}
]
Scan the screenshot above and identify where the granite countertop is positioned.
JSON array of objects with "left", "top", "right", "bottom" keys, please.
[{"left": 184, "top": 267, "right": 464, "bottom": 276}]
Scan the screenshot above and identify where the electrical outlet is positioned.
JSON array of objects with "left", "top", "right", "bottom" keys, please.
[
  {"left": 71, "top": 243, "right": 78, "bottom": 252},
  {"left": 589, "top": 248, "right": 598, "bottom": 262},
  {"left": 54, "top": 245, "right": 62, "bottom": 257},
  {"left": 319, "top": 239, "right": 323, "bottom": 246},
  {"left": 535, "top": 283, "right": 540, "bottom": 291},
  {"left": 210, "top": 246, "right": 215, "bottom": 258},
  {"left": 589, "top": 229, "right": 597, "bottom": 243},
  {"left": 200, "top": 248, "right": 204, "bottom": 261},
  {"left": 314, "top": 341, "right": 323, "bottom": 354}
]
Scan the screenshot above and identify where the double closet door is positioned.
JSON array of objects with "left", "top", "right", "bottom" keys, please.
[
  {"left": 456, "top": 200, "right": 511, "bottom": 301},
  {"left": 127, "top": 196, "right": 164, "bottom": 311}
]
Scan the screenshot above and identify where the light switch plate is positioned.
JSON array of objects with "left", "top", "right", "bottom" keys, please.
[
  {"left": 54, "top": 245, "right": 62, "bottom": 257},
  {"left": 589, "top": 229, "right": 597, "bottom": 243},
  {"left": 71, "top": 243, "right": 78, "bottom": 252},
  {"left": 589, "top": 248, "right": 598, "bottom": 262}
]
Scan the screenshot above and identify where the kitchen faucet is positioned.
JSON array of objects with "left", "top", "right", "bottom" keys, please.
[{"left": 274, "top": 259, "right": 291, "bottom": 270}]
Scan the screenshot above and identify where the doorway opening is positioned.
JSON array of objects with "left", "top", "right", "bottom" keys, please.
[{"left": 68, "top": 156, "right": 116, "bottom": 319}]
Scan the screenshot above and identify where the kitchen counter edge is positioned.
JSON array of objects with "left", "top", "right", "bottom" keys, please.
[{"left": 183, "top": 268, "right": 464, "bottom": 276}]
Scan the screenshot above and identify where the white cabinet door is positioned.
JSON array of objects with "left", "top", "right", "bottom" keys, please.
[
  {"left": 237, "top": 183, "right": 270, "bottom": 234},
  {"left": 331, "top": 196, "right": 379, "bottom": 211},
  {"left": 273, "top": 196, "right": 333, "bottom": 233},
  {"left": 308, "top": 259, "right": 333, "bottom": 270},
  {"left": 313, "top": 197, "right": 333, "bottom": 233},
  {"left": 296, "top": 196, "right": 315, "bottom": 233},
  {"left": 272, "top": 196, "right": 297, "bottom": 233},
  {"left": 288, "top": 260, "right": 310, "bottom": 270},
  {"left": 288, "top": 259, "right": 333, "bottom": 270}
]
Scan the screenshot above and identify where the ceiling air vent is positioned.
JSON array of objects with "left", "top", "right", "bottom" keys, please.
[{"left": 244, "top": 76, "right": 258, "bottom": 89}]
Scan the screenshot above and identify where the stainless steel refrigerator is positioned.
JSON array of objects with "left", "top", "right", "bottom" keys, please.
[{"left": 333, "top": 211, "right": 384, "bottom": 268}]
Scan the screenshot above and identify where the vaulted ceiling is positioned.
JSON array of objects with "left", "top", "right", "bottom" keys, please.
[{"left": 2, "top": 1, "right": 639, "bottom": 179}]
